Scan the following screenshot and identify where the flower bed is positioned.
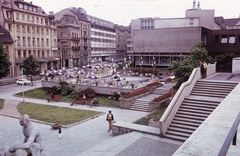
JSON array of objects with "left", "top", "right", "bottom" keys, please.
[
  {"left": 122, "top": 87, "right": 149, "bottom": 98},
  {"left": 146, "top": 81, "right": 160, "bottom": 87},
  {"left": 153, "top": 91, "right": 172, "bottom": 102}
]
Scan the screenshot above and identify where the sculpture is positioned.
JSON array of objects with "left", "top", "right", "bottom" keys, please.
[{"left": 1, "top": 114, "right": 42, "bottom": 156}]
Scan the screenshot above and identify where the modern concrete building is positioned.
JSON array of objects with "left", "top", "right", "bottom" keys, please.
[
  {"left": 128, "top": 1, "right": 213, "bottom": 68},
  {"left": 0, "top": 0, "right": 58, "bottom": 77},
  {"left": 87, "top": 15, "right": 116, "bottom": 63},
  {"left": 53, "top": 7, "right": 91, "bottom": 68},
  {"left": 209, "top": 17, "right": 240, "bottom": 57}
]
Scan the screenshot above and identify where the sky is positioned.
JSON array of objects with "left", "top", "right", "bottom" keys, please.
[{"left": 26, "top": 0, "right": 240, "bottom": 26}]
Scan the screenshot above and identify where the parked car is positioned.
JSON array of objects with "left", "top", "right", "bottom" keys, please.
[{"left": 16, "top": 79, "right": 31, "bottom": 85}]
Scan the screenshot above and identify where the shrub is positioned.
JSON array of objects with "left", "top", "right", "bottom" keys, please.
[
  {"left": 77, "top": 88, "right": 96, "bottom": 98},
  {"left": 146, "top": 81, "right": 160, "bottom": 87},
  {"left": 68, "top": 90, "right": 81, "bottom": 99},
  {"left": 122, "top": 88, "right": 149, "bottom": 98},
  {"left": 61, "top": 85, "right": 74, "bottom": 95},
  {"left": 153, "top": 91, "right": 172, "bottom": 102}
]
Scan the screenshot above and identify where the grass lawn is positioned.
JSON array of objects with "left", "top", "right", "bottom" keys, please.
[
  {"left": 17, "top": 102, "right": 102, "bottom": 125},
  {"left": 0, "top": 98, "right": 4, "bottom": 110},
  {"left": 15, "top": 87, "right": 119, "bottom": 107}
]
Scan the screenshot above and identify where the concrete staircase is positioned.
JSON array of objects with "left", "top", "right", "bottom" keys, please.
[
  {"left": 165, "top": 80, "right": 238, "bottom": 141},
  {"left": 129, "top": 84, "right": 172, "bottom": 112}
]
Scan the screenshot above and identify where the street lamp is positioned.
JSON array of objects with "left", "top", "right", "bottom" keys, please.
[
  {"left": 170, "top": 76, "right": 175, "bottom": 97},
  {"left": 21, "top": 68, "right": 25, "bottom": 103}
]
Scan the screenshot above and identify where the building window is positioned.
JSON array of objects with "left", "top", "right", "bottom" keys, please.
[
  {"left": 6, "top": 11, "right": 12, "bottom": 19},
  {"left": 46, "top": 39, "right": 49, "bottom": 47},
  {"left": 16, "top": 13, "right": 20, "bottom": 20},
  {"left": 8, "top": 24, "right": 11, "bottom": 31},
  {"left": 29, "top": 6, "right": 32, "bottom": 11},
  {"left": 22, "top": 26, "right": 25, "bottom": 33},
  {"left": 32, "top": 16, "right": 34, "bottom": 23},
  {"left": 22, "top": 37, "right": 26, "bottom": 46},
  {"left": 36, "top": 27, "right": 39, "bottom": 34},
  {"left": 19, "top": 3, "right": 23, "bottom": 9},
  {"left": 229, "top": 35, "right": 235, "bottom": 44},
  {"left": 221, "top": 35, "right": 228, "bottom": 43},
  {"left": 27, "top": 26, "right": 30, "bottom": 33},
  {"left": 41, "top": 28, "right": 44, "bottom": 35},
  {"left": 21, "top": 14, "right": 25, "bottom": 21},
  {"left": 28, "top": 37, "right": 31, "bottom": 46},
  {"left": 41, "top": 38, "right": 44, "bottom": 47},
  {"left": 27, "top": 15, "right": 30, "bottom": 22},
  {"left": 37, "top": 38, "right": 40, "bottom": 47},
  {"left": 32, "top": 27, "right": 35, "bottom": 34},
  {"left": 24, "top": 5, "right": 28, "bottom": 10},
  {"left": 32, "top": 37, "right": 35, "bottom": 46},
  {"left": 46, "top": 29, "right": 49, "bottom": 35}
]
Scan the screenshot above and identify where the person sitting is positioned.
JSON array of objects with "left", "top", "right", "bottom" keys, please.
[{"left": 47, "top": 92, "right": 54, "bottom": 102}]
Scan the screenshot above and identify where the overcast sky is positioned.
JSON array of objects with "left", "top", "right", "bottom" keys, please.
[{"left": 26, "top": 0, "right": 240, "bottom": 26}]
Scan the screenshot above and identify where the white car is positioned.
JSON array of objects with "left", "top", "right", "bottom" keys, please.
[{"left": 16, "top": 79, "right": 31, "bottom": 85}]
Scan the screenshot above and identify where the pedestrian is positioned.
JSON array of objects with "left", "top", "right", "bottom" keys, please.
[
  {"left": 200, "top": 61, "right": 205, "bottom": 78},
  {"left": 58, "top": 127, "right": 62, "bottom": 139},
  {"left": 203, "top": 61, "right": 208, "bottom": 78},
  {"left": 106, "top": 110, "right": 114, "bottom": 132}
]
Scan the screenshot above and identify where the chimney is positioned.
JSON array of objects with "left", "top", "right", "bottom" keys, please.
[
  {"left": 197, "top": 1, "right": 201, "bottom": 10},
  {"left": 192, "top": 0, "right": 196, "bottom": 10}
]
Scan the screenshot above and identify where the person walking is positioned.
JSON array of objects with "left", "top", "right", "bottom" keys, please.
[
  {"left": 203, "top": 61, "right": 208, "bottom": 78},
  {"left": 58, "top": 127, "right": 62, "bottom": 139},
  {"left": 106, "top": 110, "right": 114, "bottom": 132},
  {"left": 200, "top": 61, "right": 205, "bottom": 78}
]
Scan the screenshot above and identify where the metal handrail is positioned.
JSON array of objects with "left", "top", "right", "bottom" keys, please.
[{"left": 218, "top": 112, "right": 240, "bottom": 156}]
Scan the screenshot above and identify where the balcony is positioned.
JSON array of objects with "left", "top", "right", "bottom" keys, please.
[
  {"left": 72, "top": 46, "right": 80, "bottom": 50},
  {"left": 71, "top": 37, "right": 80, "bottom": 41}
]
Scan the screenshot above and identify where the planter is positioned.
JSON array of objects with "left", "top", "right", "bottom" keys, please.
[{"left": 51, "top": 123, "right": 61, "bottom": 129}]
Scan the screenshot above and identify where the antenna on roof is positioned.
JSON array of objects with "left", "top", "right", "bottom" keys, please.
[
  {"left": 197, "top": 0, "right": 201, "bottom": 10},
  {"left": 192, "top": 0, "right": 196, "bottom": 10}
]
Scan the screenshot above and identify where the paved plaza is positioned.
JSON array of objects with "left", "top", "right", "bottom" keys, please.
[{"left": 0, "top": 81, "right": 182, "bottom": 156}]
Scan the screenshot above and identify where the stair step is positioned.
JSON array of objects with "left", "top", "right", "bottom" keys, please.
[
  {"left": 166, "top": 130, "right": 191, "bottom": 138},
  {"left": 168, "top": 126, "right": 195, "bottom": 134},
  {"left": 170, "top": 123, "right": 197, "bottom": 131},
  {"left": 175, "top": 114, "right": 206, "bottom": 121},
  {"left": 173, "top": 116, "right": 203, "bottom": 124},
  {"left": 177, "top": 110, "right": 209, "bottom": 118},
  {"left": 164, "top": 134, "right": 187, "bottom": 142},
  {"left": 181, "top": 103, "right": 218, "bottom": 109},
  {"left": 178, "top": 108, "right": 212, "bottom": 115},
  {"left": 190, "top": 93, "right": 226, "bottom": 98},
  {"left": 182, "top": 101, "right": 218, "bottom": 107},
  {"left": 129, "top": 108, "right": 149, "bottom": 112},
  {"left": 172, "top": 119, "right": 201, "bottom": 127},
  {"left": 180, "top": 105, "right": 215, "bottom": 112}
]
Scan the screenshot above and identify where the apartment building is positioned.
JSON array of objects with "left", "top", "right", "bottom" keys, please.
[
  {"left": 53, "top": 7, "right": 91, "bottom": 68},
  {"left": 114, "top": 24, "right": 131, "bottom": 62},
  {"left": 87, "top": 15, "right": 116, "bottom": 63},
  {"left": 0, "top": 0, "right": 58, "bottom": 77}
]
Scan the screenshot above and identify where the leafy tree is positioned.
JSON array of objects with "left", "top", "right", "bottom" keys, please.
[
  {"left": 213, "top": 53, "right": 234, "bottom": 72},
  {"left": 169, "top": 41, "right": 212, "bottom": 86},
  {"left": 22, "top": 55, "right": 40, "bottom": 85},
  {"left": 0, "top": 42, "right": 11, "bottom": 78}
]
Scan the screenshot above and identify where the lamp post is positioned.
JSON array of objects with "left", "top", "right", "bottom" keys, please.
[
  {"left": 111, "top": 58, "right": 114, "bottom": 75},
  {"left": 170, "top": 76, "right": 175, "bottom": 97},
  {"left": 21, "top": 68, "right": 25, "bottom": 103}
]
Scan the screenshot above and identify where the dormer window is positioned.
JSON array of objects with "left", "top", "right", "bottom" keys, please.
[{"left": 19, "top": 3, "right": 23, "bottom": 9}]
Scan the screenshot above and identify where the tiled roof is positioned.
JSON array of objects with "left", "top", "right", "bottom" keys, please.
[
  {"left": 214, "top": 17, "right": 227, "bottom": 29},
  {"left": 215, "top": 17, "right": 240, "bottom": 28},
  {"left": 69, "top": 10, "right": 89, "bottom": 22},
  {"left": 224, "top": 18, "right": 240, "bottom": 26},
  {"left": 0, "top": 26, "right": 14, "bottom": 44}
]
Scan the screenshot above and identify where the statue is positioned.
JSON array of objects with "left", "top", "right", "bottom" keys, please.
[{"left": 1, "top": 114, "right": 43, "bottom": 156}]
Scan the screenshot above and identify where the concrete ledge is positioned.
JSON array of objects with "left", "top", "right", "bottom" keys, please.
[{"left": 112, "top": 121, "right": 160, "bottom": 136}]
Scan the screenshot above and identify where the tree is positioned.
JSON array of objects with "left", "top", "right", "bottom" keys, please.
[
  {"left": 213, "top": 53, "right": 234, "bottom": 72},
  {"left": 22, "top": 55, "right": 40, "bottom": 85},
  {"left": 0, "top": 42, "right": 11, "bottom": 79},
  {"left": 169, "top": 41, "right": 212, "bottom": 86}
]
